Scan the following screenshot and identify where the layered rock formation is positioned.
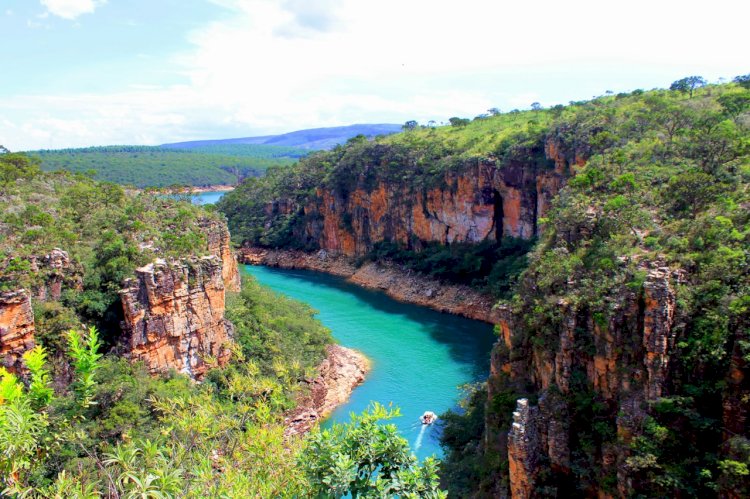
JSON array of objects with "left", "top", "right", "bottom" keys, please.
[
  {"left": 240, "top": 247, "right": 501, "bottom": 324},
  {"left": 0, "top": 289, "right": 35, "bottom": 374},
  {"left": 487, "top": 264, "right": 686, "bottom": 497},
  {"left": 28, "top": 248, "right": 83, "bottom": 301},
  {"left": 117, "top": 217, "right": 241, "bottom": 378},
  {"left": 119, "top": 257, "right": 233, "bottom": 379},
  {"left": 272, "top": 140, "right": 570, "bottom": 257}
]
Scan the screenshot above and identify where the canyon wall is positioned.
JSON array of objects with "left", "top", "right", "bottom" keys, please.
[
  {"left": 119, "top": 257, "right": 233, "bottom": 379},
  {"left": 273, "top": 140, "right": 572, "bottom": 257},
  {"left": 0, "top": 289, "right": 35, "bottom": 374},
  {"left": 487, "top": 264, "right": 686, "bottom": 497},
  {"left": 0, "top": 218, "right": 240, "bottom": 378}
]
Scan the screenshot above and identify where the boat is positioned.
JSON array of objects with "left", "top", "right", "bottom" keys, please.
[{"left": 420, "top": 411, "right": 437, "bottom": 425}]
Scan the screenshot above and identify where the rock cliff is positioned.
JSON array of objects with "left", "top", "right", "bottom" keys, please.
[
  {"left": 295, "top": 155, "right": 566, "bottom": 257},
  {"left": 486, "top": 264, "right": 687, "bottom": 497},
  {"left": 28, "top": 248, "right": 83, "bottom": 302},
  {"left": 0, "top": 289, "right": 35, "bottom": 374},
  {"left": 119, "top": 257, "right": 233, "bottom": 379},
  {"left": 253, "top": 139, "right": 570, "bottom": 258}
]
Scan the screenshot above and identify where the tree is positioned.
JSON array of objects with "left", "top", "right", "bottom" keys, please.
[
  {"left": 487, "top": 107, "right": 501, "bottom": 116},
  {"left": 0, "top": 151, "right": 41, "bottom": 192},
  {"left": 733, "top": 74, "right": 750, "bottom": 90},
  {"left": 303, "top": 403, "right": 446, "bottom": 498},
  {"left": 718, "top": 92, "right": 750, "bottom": 118},
  {"left": 448, "top": 117, "right": 470, "bottom": 127},
  {"left": 670, "top": 76, "right": 707, "bottom": 98},
  {"left": 402, "top": 120, "right": 419, "bottom": 131},
  {"left": 67, "top": 326, "right": 103, "bottom": 407},
  {"left": 531, "top": 102, "right": 543, "bottom": 111},
  {"left": 666, "top": 171, "right": 719, "bottom": 218}
]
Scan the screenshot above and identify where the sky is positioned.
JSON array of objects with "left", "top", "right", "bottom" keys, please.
[{"left": 1, "top": 0, "right": 748, "bottom": 150}]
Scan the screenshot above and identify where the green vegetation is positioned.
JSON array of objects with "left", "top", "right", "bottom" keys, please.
[
  {"left": 442, "top": 80, "right": 750, "bottom": 496},
  {"left": 0, "top": 151, "right": 222, "bottom": 338},
  {"left": 0, "top": 275, "right": 440, "bottom": 497},
  {"left": 304, "top": 403, "right": 446, "bottom": 498},
  {"left": 30, "top": 144, "right": 308, "bottom": 188},
  {"left": 0, "top": 152, "right": 438, "bottom": 496},
  {"left": 219, "top": 77, "right": 749, "bottom": 497},
  {"left": 365, "top": 238, "right": 533, "bottom": 298}
]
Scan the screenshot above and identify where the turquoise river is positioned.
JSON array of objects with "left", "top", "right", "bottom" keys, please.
[{"left": 243, "top": 264, "right": 497, "bottom": 460}]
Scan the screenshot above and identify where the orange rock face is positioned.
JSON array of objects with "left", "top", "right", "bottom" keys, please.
[
  {"left": 119, "top": 257, "right": 233, "bottom": 379},
  {"left": 487, "top": 264, "right": 684, "bottom": 497},
  {"left": 0, "top": 290, "right": 35, "bottom": 374},
  {"left": 294, "top": 153, "right": 568, "bottom": 257}
]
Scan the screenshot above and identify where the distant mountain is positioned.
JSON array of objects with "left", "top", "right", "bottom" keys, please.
[{"left": 161, "top": 124, "right": 402, "bottom": 150}]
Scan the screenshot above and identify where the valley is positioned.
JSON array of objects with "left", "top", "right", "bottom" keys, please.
[{"left": 1, "top": 77, "right": 749, "bottom": 497}]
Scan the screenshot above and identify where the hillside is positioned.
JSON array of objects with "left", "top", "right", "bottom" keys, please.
[
  {"left": 219, "top": 79, "right": 750, "bottom": 497},
  {"left": 162, "top": 123, "right": 402, "bottom": 150},
  {"left": 28, "top": 144, "right": 308, "bottom": 188},
  {"left": 26, "top": 124, "right": 402, "bottom": 189}
]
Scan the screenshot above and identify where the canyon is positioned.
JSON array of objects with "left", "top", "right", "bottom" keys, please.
[{"left": 263, "top": 138, "right": 575, "bottom": 257}]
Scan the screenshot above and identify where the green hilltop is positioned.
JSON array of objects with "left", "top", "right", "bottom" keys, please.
[{"left": 28, "top": 144, "right": 308, "bottom": 188}]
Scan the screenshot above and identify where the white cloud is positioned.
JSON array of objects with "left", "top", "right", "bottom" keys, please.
[
  {"left": 4, "top": 0, "right": 750, "bottom": 149},
  {"left": 40, "top": 0, "right": 106, "bottom": 20}
]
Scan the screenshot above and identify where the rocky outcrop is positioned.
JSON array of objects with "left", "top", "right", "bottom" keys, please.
[
  {"left": 488, "top": 264, "right": 685, "bottom": 497},
  {"left": 285, "top": 344, "right": 370, "bottom": 436},
  {"left": 240, "top": 247, "right": 501, "bottom": 324},
  {"left": 24, "top": 248, "right": 83, "bottom": 302},
  {"left": 119, "top": 257, "right": 233, "bottom": 379},
  {"left": 0, "top": 290, "right": 35, "bottom": 374},
  {"left": 275, "top": 141, "right": 569, "bottom": 257},
  {"left": 199, "top": 218, "right": 241, "bottom": 292},
  {"left": 508, "top": 399, "right": 540, "bottom": 499}
]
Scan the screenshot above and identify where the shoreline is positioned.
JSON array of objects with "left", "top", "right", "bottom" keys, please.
[
  {"left": 188, "top": 185, "right": 235, "bottom": 193},
  {"left": 240, "top": 246, "right": 501, "bottom": 325},
  {"left": 285, "top": 344, "right": 370, "bottom": 436}
]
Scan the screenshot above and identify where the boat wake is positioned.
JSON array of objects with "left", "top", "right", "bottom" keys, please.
[{"left": 414, "top": 423, "right": 428, "bottom": 451}]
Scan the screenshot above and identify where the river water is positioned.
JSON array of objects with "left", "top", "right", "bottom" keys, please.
[
  {"left": 195, "top": 189, "right": 497, "bottom": 459},
  {"left": 191, "top": 190, "right": 228, "bottom": 205},
  {"left": 244, "top": 265, "right": 496, "bottom": 460}
]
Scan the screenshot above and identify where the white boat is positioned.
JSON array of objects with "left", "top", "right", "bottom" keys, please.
[{"left": 420, "top": 411, "right": 437, "bottom": 425}]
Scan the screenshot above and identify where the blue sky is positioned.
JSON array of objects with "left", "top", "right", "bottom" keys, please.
[{"left": 1, "top": 0, "right": 748, "bottom": 150}]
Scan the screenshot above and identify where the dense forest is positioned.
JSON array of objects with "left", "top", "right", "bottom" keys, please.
[
  {"left": 28, "top": 144, "right": 308, "bottom": 188},
  {"left": 219, "top": 77, "right": 750, "bottom": 497},
  {"left": 0, "top": 153, "right": 443, "bottom": 497}
]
